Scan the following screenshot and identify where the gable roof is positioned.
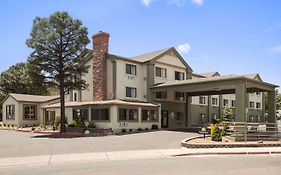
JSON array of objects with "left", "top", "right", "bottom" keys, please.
[
  {"left": 199, "top": 72, "right": 220, "bottom": 78},
  {"left": 131, "top": 48, "right": 171, "bottom": 62},
  {"left": 8, "top": 93, "right": 60, "bottom": 103},
  {"left": 244, "top": 73, "right": 262, "bottom": 81},
  {"left": 132, "top": 47, "right": 193, "bottom": 71}
]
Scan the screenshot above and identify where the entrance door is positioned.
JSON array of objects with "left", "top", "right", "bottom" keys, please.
[{"left": 161, "top": 110, "right": 169, "bottom": 128}]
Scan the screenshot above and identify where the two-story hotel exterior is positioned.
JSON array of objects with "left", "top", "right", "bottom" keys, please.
[{"left": 2, "top": 31, "right": 278, "bottom": 131}]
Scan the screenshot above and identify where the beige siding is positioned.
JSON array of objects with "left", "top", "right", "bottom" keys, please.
[
  {"left": 2, "top": 96, "right": 20, "bottom": 126},
  {"left": 115, "top": 59, "right": 147, "bottom": 102}
]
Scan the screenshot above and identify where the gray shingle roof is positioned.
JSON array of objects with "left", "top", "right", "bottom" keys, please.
[{"left": 131, "top": 48, "right": 171, "bottom": 62}]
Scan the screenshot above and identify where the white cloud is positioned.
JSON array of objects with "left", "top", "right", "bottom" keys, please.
[
  {"left": 191, "top": 0, "right": 204, "bottom": 6},
  {"left": 271, "top": 45, "right": 281, "bottom": 54},
  {"left": 141, "top": 0, "right": 204, "bottom": 7},
  {"left": 168, "top": 0, "right": 187, "bottom": 6},
  {"left": 141, "top": 0, "right": 153, "bottom": 7},
  {"left": 177, "top": 43, "right": 191, "bottom": 54}
]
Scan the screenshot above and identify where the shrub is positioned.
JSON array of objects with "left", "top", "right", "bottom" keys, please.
[
  {"left": 54, "top": 117, "right": 61, "bottom": 127},
  {"left": 137, "top": 128, "right": 143, "bottom": 131},
  {"left": 31, "top": 127, "right": 35, "bottom": 131},
  {"left": 145, "top": 127, "right": 148, "bottom": 131},
  {"left": 87, "top": 122, "right": 96, "bottom": 128},
  {"left": 121, "top": 128, "right": 126, "bottom": 133},
  {"left": 68, "top": 120, "right": 78, "bottom": 127},
  {"left": 211, "top": 124, "right": 222, "bottom": 141},
  {"left": 151, "top": 124, "right": 159, "bottom": 130},
  {"left": 39, "top": 124, "right": 46, "bottom": 129},
  {"left": 129, "top": 128, "right": 133, "bottom": 132},
  {"left": 3, "top": 124, "right": 6, "bottom": 127},
  {"left": 220, "top": 121, "right": 229, "bottom": 136}
]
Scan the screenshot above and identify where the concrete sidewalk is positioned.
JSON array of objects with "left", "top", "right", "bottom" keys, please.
[{"left": 1, "top": 147, "right": 281, "bottom": 168}]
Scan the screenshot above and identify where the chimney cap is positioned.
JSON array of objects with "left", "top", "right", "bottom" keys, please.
[{"left": 92, "top": 31, "right": 110, "bottom": 38}]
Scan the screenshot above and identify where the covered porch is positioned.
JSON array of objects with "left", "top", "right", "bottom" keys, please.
[{"left": 152, "top": 75, "right": 279, "bottom": 127}]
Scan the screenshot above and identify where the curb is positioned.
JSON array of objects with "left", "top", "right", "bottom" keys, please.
[
  {"left": 181, "top": 136, "right": 281, "bottom": 148},
  {"left": 173, "top": 151, "right": 281, "bottom": 157}
]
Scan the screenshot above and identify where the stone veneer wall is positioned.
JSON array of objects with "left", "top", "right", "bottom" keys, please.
[{"left": 92, "top": 31, "right": 110, "bottom": 101}]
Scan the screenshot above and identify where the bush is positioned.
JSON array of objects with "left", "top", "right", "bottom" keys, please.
[
  {"left": 220, "top": 121, "right": 229, "bottom": 136},
  {"left": 54, "top": 117, "right": 61, "bottom": 127},
  {"left": 121, "top": 128, "right": 126, "bottom": 133},
  {"left": 145, "top": 127, "right": 148, "bottom": 131},
  {"left": 129, "top": 128, "right": 133, "bottom": 132},
  {"left": 137, "top": 128, "right": 143, "bottom": 131},
  {"left": 3, "top": 124, "right": 6, "bottom": 127},
  {"left": 211, "top": 124, "right": 222, "bottom": 141},
  {"left": 87, "top": 122, "right": 96, "bottom": 128},
  {"left": 39, "top": 124, "right": 45, "bottom": 129},
  {"left": 151, "top": 124, "right": 159, "bottom": 130},
  {"left": 68, "top": 120, "right": 78, "bottom": 127},
  {"left": 31, "top": 127, "right": 35, "bottom": 131}
]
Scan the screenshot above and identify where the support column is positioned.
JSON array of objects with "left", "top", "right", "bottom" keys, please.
[
  {"left": 185, "top": 93, "right": 192, "bottom": 127},
  {"left": 262, "top": 92, "right": 266, "bottom": 122},
  {"left": 219, "top": 95, "right": 223, "bottom": 118},
  {"left": 267, "top": 89, "right": 276, "bottom": 123},
  {"left": 208, "top": 96, "right": 212, "bottom": 122},
  {"left": 235, "top": 82, "right": 247, "bottom": 122}
]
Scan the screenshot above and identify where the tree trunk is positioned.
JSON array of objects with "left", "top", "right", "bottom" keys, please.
[{"left": 60, "top": 74, "right": 66, "bottom": 133}]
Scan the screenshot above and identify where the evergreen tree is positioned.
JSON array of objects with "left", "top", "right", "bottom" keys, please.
[{"left": 26, "top": 12, "right": 89, "bottom": 132}]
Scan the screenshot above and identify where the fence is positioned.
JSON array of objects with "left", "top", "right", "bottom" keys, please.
[{"left": 224, "top": 121, "right": 281, "bottom": 142}]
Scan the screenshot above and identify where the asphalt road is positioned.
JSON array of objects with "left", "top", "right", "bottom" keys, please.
[
  {"left": 0, "top": 130, "right": 198, "bottom": 158},
  {"left": 1, "top": 155, "right": 281, "bottom": 175}
]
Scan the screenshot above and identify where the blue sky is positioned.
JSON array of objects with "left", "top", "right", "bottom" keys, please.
[{"left": 0, "top": 0, "right": 281, "bottom": 88}]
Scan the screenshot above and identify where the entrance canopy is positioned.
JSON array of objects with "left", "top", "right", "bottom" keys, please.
[
  {"left": 151, "top": 75, "right": 278, "bottom": 96},
  {"left": 151, "top": 75, "right": 279, "bottom": 124}
]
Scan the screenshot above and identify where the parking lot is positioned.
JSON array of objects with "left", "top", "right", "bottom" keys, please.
[{"left": 0, "top": 130, "right": 198, "bottom": 158}]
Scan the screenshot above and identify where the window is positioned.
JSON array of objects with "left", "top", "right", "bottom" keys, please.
[
  {"left": 156, "top": 91, "right": 167, "bottom": 99},
  {"left": 256, "top": 92, "right": 261, "bottom": 95},
  {"left": 142, "top": 109, "right": 158, "bottom": 122},
  {"left": 223, "top": 99, "right": 229, "bottom": 107},
  {"left": 126, "top": 87, "right": 137, "bottom": 98},
  {"left": 256, "top": 102, "right": 261, "bottom": 109},
  {"left": 73, "top": 108, "right": 89, "bottom": 121},
  {"left": 175, "top": 92, "right": 185, "bottom": 101},
  {"left": 231, "top": 100, "right": 236, "bottom": 108},
  {"left": 211, "top": 98, "right": 218, "bottom": 106},
  {"left": 118, "top": 108, "right": 138, "bottom": 121},
  {"left": 249, "top": 101, "right": 255, "bottom": 108},
  {"left": 23, "top": 105, "right": 37, "bottom": 120},
  {"left": 155, "top": 67, "right": 167, "bottom": 78},
  {"left": 73, "top": 92, "right": 78, "bottom": 102},
  {"left": 6, "top": 105, "right": 15, "bottom": 120},
  {"left": 91, "top": 108, "right": 109, "bottom": 121},
  {"left": 199, "top": 96, "right": 206, "bottom": 104},
  {"left": 176, "top": 112, "right": 184, "bottom": 121},
  {"left": 126, "top": 64, "right": 137, "bottom": 75},
  {"left": 175, "top": 71, "right": 185, "bottom": 80}
]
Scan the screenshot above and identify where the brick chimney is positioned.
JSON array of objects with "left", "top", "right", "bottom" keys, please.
[{"left": 92, "top": 31, "right": 110, "bottom": 101}]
